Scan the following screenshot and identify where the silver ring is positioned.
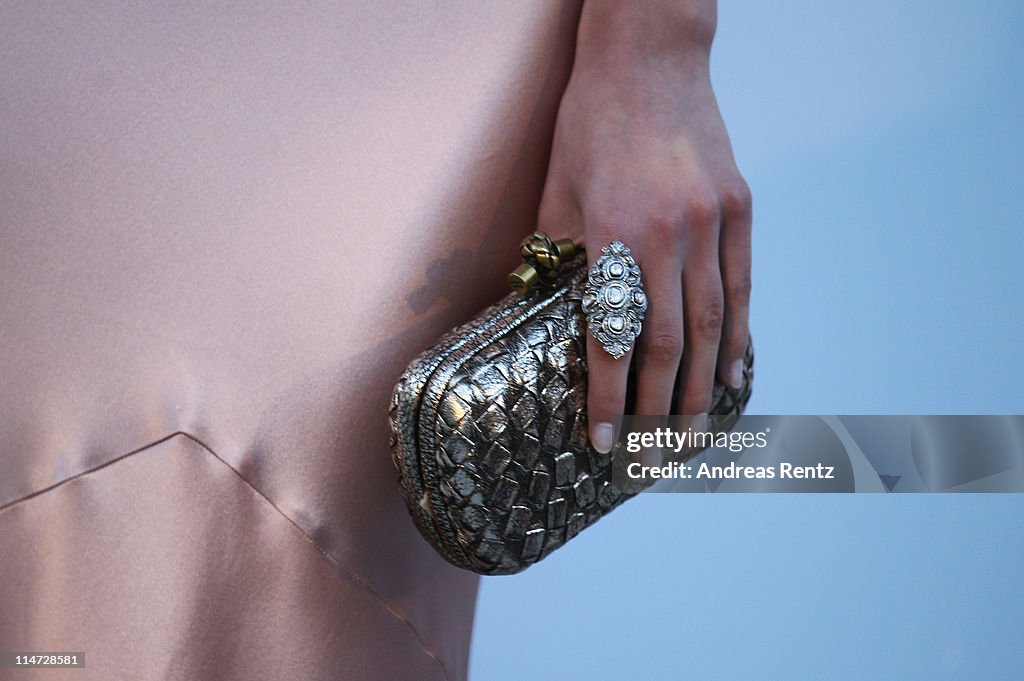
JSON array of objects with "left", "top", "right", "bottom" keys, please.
[{"left": 582, "top": 241, "right": 647, "bottom": 359}]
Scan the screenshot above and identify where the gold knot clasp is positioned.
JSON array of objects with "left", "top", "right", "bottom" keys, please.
[{"left": 508, "top": 232, "right": 577, "bottom": 295}]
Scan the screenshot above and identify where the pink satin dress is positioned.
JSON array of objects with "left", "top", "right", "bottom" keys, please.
[{"left": 0, "top": 3, "right": 581, "bottom": 679}]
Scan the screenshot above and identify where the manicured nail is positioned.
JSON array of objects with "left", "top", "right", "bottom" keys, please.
[
  {"left": 728, "top": 359, "right": 744, "bottom": 389},
  {"left": 592, "top": 422, "right": 614, "bottom": 454}
]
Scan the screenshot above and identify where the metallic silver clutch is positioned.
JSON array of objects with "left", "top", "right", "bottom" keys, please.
[{"left": 389, "top": 233, "right": 753, "bottom": 575}]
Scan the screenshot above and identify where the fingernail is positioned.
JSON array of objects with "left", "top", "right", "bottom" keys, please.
[
  {"left": 728, "top": 359, "right": 744, "bottom": 389},
  {"left": 592, "top": 422, "right": 614, "bottom": 454}
]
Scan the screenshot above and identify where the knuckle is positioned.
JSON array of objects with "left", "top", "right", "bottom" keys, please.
[
  {"left": 644, "top": 327, "right": 684, "bottom": 364},
  {"left": 685, "top": 189, "right": 720, "bottom": 230},
  {"left": 720, "top": 179, "right": 753, "bottom": 220},
  {"left": 647, "top": 211, "right": 687, "bottom": 242},
  {"left": 693, "top": 297, "right": 725, "bottom": 339},
  {"left": 587, "top": 216, "right": 631, "bottom": 246}
]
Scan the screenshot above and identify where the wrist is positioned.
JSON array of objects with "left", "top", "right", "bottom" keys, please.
[{"left": 575, "top": 0, "right": 716, "bottom": 75}]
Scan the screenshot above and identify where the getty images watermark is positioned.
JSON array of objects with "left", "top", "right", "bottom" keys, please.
[
  {"left": 619, "top": 420, "right": 834, "bottom": 483},
  {"left": 610, "top": 415, "right": 1024, "bottom": 493}
]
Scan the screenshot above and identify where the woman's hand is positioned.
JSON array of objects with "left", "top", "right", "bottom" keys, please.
[{"left": 538, "top": 0, "right": 751, "bottom": 453}]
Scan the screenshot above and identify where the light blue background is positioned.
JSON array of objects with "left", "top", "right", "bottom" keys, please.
[{"left": 471, "top": 2, "right": 1024, "bottom": 678}]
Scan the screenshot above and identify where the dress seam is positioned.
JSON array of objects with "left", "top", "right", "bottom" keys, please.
[{"left": 0, "top": 431, "right": 453, "bottom": 681}]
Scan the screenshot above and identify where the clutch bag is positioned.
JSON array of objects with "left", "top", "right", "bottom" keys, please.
[{"left": 388, "top": 233, "right": 753, "bottom": 574}]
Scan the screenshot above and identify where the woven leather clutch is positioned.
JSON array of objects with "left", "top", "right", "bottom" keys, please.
[{"left": 389, "top": 241, "right": 753, "bottom": 575}]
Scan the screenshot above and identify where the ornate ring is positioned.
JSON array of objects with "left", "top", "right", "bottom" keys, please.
[{"left": 582, "top": 241, "right": 647, "bottom": 359}]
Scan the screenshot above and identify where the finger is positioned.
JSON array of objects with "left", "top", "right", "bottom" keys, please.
[
  {"left": 585, "top": 294, "right": 630, "bottom": 454},
  {"left": 717, "top": 181, "right": 753, "bottom": 389},
  {"left": 586, "top": 332, "right": 632, "bottom": 455},
  {"left": 583, "top": 224, "right": 639, "bottom": 454},
  {"left": 678, "top": 243, "right": 724, "bottom": 422},
  {"left": 633, "top": 258, "right": 684, "bottom": 416}
]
